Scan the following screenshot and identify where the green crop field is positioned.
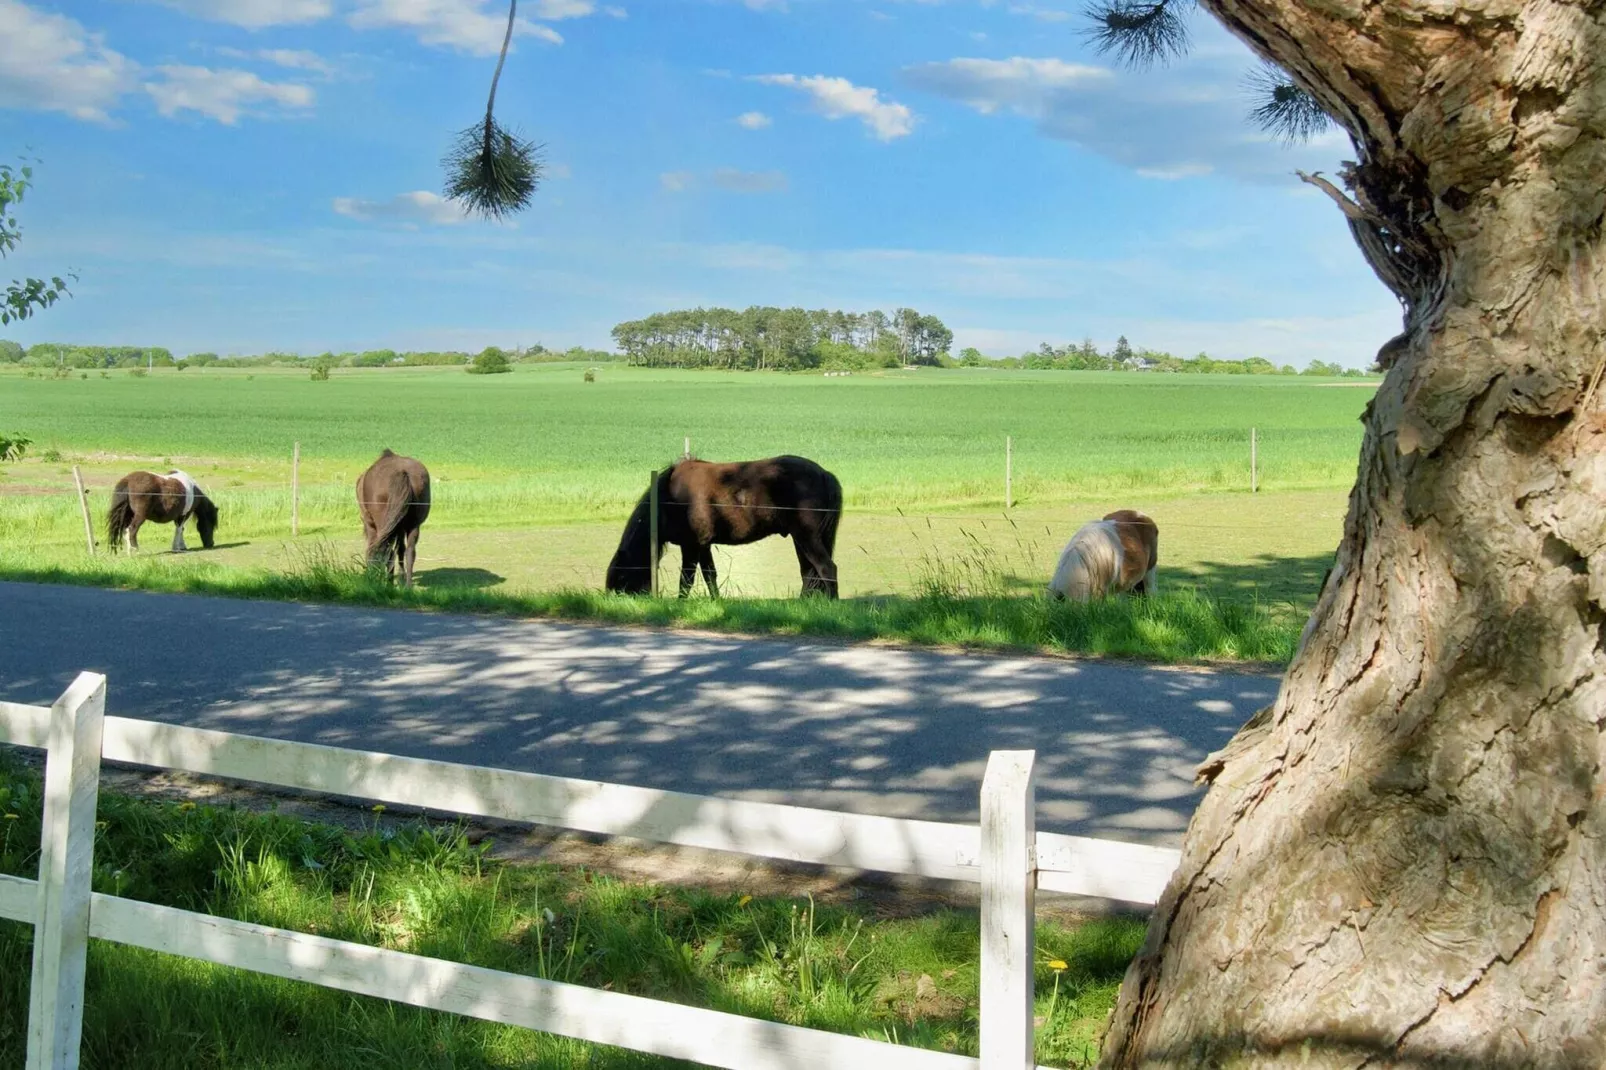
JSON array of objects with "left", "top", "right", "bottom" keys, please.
[{"left": 0, "top": 362, "right": 1374, "bottom": 659}]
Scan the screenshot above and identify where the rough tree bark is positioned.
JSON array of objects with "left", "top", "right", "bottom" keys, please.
[{"left": 1101, "top": 0, "right": 1606, "bottom": 1066}]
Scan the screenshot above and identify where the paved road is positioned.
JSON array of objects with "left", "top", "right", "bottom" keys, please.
[{"left": 0, "top": 582, "right": 1279, "bottom": 846}]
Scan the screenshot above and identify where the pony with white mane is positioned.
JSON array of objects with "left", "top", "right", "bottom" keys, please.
[{"left": 1047, "top": 509, "right": 1159, "bottom": 601}]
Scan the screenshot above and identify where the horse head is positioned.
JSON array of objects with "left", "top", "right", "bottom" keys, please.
[
  {"left": 605, "top": 499, "right": 653, "bottom": 594},
  {"left": 192, "top": 493, "right": 219, "bottom": 549}
]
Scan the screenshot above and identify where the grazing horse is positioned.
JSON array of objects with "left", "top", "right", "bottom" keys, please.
[
  {"left": 606, "top": 455, "right": 843, "bottom": 599},
  {"left": 1047, "top": 509, "right": 1159, "bottom": 601},
  {"left": 356, "top": 449, "right": 431, "bottom": 587},
  {"left": 106, "top": 470, "right": 218, "bottom": 553}
]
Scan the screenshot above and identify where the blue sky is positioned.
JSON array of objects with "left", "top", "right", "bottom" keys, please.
[{"left": 0, "top": 0, "right": 1400, "bottom": 365}]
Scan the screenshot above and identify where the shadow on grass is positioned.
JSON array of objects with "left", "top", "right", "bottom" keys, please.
[{"left": 415, "top": 566, "right": 507, "bottom": 590}]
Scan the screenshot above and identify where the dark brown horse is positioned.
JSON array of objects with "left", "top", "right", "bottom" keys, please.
[
  {"left": 606, "top": 456, "right": 843, "bottom": 598},
  {"left": 357, "top": 449, "right": 431, "bottom": 587},
  {"left": 106, "top": 470, "right": 218, "bottom": 553}
]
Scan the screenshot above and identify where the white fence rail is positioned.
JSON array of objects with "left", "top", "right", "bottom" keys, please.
[{"left": 0, "top": 673, "right": 1181, "bottom": 1070}]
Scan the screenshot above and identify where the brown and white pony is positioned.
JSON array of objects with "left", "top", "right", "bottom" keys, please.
[
  {"left": 357, "top": 449, "right": 431, "bottom": 587},
  {"left": 106, "top": 470, "right": 219, "bottom": 553},
  {"left": 1047, "top": 509, "right": 1158, "bottom": 601},
  {"left": 606, "top": 455, "right": 843, "bottom": 598}
]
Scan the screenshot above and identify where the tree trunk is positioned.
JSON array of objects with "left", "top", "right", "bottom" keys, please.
[{"left": 1100, "top": 1, "right": 1606, "bottom": 1065}]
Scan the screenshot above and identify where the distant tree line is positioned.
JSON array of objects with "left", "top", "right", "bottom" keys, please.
[
  {"left": 2, "top": 334, "right": 1376, "bottom": 378},
  {"left": 0, "top": 340, "right": 617, "bottom": 370},
  {"left": 958, "top": 336, "right": 1375, "bottom": 377},
  {"left": 610, "top": 307, "right": 955, "bottom": 370}
]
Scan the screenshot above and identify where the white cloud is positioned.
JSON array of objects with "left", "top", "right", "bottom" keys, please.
[
  {"left": 349, "top": 0, "right": 564, "bottom": 54},
  {"left": 153, "top": 0, "right": 332, "bottom": 28},
  {"left": 1137, "top": 163, "right": 1214, "bottom": 180},
  {"left": 903, "top": 57, "right": 1109, "bottom": 115},
  {"left": 332, "top": 190, "right": 470, "bottom": 226},
  {"left": 1006, "top": 3, "right": 1070, "bottom": 21},
  {"left": 529, "top": 0, "right": 593, "bottom": 15},
  {"left": 659, "top": 171, "right": 694, "bottom": 192},
  {"left": 602, "top": 4, "right": 627, "bottom": 15},
  {"left": 735, "top": 110, "right": 772, "bottom": 129},
  {"left": 711, "top": 168, "right": 788, "bottom": 193},
  {"left": 903, "top": 30, "right": 1353, "bottom": 182},
  {"left": 751, "top": 74, "right": 914, "bottom": 141},
  {"left": 0, "top": 0, "right": 139, "bottom": 122},
  {"left": 145, "top": 65, "right": 315, "bottom": 124},
  {"left": 216, "top": 46, "right": 335, "bottom": 76}
]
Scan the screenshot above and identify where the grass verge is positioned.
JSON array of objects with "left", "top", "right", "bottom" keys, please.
[
  {"left": 0, "top": 545, "right": 1300, "bottom": 665},
  {"left": 0, "top": 752, "right": 1144, "bottom": 1068}
]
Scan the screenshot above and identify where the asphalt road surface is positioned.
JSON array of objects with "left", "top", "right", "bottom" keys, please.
[{"left": 0, "top": 581, "right": 1280, "bottom": 846}]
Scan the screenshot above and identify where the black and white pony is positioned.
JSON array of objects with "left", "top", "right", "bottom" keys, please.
[{"left": 106, "top": 470, "right": 219, "bottom": 553}]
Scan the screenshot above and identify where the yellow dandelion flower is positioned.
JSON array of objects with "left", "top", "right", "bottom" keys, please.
[
  {"left": 372, "top": 804, "right": 386, "bottom": 813},
  {"left": 737, "top": 895, "right": 752, "bottom": 908},
  {"left": 3, "top": 813, "right": 17, "bottom": 821},
  {"left": 1047, "top": 959, "right": 1068, "bottom": 972},
  {"left": 177, "top": 802, "right": 197, "bottom": 812}
]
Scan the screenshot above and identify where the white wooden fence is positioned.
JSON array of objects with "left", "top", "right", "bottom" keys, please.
[{"left": 0, "top": 673, "right": 1181, "bottom": 1070}]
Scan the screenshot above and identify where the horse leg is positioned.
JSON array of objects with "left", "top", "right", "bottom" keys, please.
[
  {"left": 678, "top": 544, "right": 698, "bottom": 598},
  {"left": 171, "top": 517, "right": 188, "bottom": 553},
  {"left": 794, "top": 535, "right": 839, "bottom": 599},
  {"left": 402, "top": 527, "right": 420, "bottom": 588},
  {"left": 1140, "top": 563, "right": 1157, "bottom": 596},
  {"left": 127, "top": 518, "right": 140, "bottom": 553},
  {"left": 699, "top": 546, "right": 720, "bottom": 599}
]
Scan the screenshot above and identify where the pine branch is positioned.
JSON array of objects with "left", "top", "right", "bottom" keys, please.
[
  {"left": 1244, "top": 64, "right": 1332, "bottom": 144},
  {"left": 1082, "top": 0, "right": 1193, "bottom": 67},
  {"left": 442, "top": 0, "right": 543, "bottom": 220}
]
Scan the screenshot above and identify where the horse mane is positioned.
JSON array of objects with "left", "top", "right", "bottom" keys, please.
[{"left": 1048, "top": 521, "right": 1124, "bottom": 601}]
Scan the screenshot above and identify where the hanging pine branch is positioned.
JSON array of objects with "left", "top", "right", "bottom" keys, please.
[
  {"left": 1081, "top": 0, "right": 1194, "bottom": 67},
  {"left": 1244, "top": 63, "right": 1333, "bottom": 144},
  {"left": 442, "top": 0, "right": 543, "bottom": 220}
]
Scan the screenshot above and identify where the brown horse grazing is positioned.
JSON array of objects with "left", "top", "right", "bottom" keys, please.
[
  {"left": 106, "top": 470, "right": 218, "bottom": 553},
  {"left": 356, "top": 449, "right": 431, "bottom": 587},
  {"left": 606, "top": 455, "right": 843, "bottom": 599},
  {"left": 1046, "top": 508, "right": 1159, "bottom": 601}
]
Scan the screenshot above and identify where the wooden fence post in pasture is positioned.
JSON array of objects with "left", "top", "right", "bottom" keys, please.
[
  {"left": 1005, "top": 436, "right": 1013, "bottom": 511},
  {"left": 291, "top": 442, "right": 301, "bottom": 537},
  {"left": 979, "top": 749, "right": 1037, "bottom": 1070},
  {"left": 648, "top": 470, "right": 661, "bottom": 598},
  {"left": 27, "top": 671, "right": 107, "bottom": 1070},
  {"left": 1251, "top": 427, "right": 1259, "bottom": 494},
  {"left": 70, "top": 467, "right": 95, "bottom": 555}
]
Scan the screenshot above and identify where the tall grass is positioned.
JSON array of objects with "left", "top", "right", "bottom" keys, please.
[
  {"left": 0, "top": 752, "right": 1146, "bottom": 1068},
  {"left": 0, "top": 544, "right": 1300, "bottom": 663}
]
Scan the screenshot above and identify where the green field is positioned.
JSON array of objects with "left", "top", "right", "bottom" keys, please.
[{"left": 1, "top": 363, "right": 1371, "bottom": 658}]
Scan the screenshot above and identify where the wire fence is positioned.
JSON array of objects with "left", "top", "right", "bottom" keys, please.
[{"left": 1, "top": 439, "right": 1344, "bottom": 601}]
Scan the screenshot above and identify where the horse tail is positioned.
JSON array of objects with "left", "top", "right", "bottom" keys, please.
[
  {"left": 367, "top": 467, "right": 416, "bottom": 558},
  {"left": 817, "top": 469, "right": 843, "bottom": 556},
  {"left": 106, "top": 480, "right": 133, "bottom": 551}
]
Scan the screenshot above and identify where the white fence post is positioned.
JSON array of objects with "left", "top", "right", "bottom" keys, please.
[
  {"left": 27, "top": 671, "right": 107, "bottom": 1070},
  {"left": 979, "top": 750, "right": 1036, "bottom": 1070}
]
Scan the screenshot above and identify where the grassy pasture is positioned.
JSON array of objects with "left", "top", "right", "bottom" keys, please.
[{"left": 0, "top": 363, "right": 1370, "bottom": 660}]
